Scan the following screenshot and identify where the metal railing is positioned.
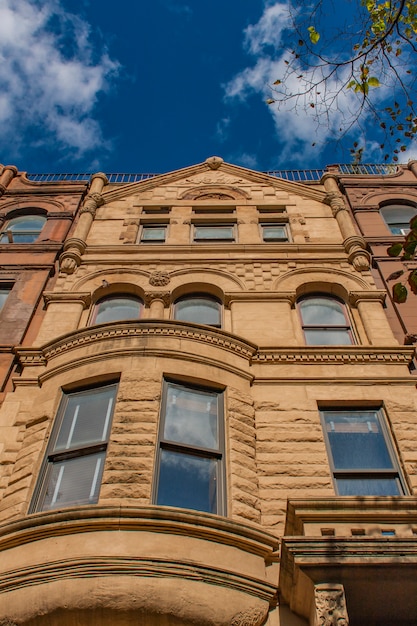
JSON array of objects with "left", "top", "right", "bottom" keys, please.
[{"left": 26, "top": 163, "right": 401, "bottom": 184}]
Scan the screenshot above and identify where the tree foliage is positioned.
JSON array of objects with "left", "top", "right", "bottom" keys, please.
[
  {"left": 267, "top": 0, "right": 417, "bottom": 161},
  {"left": 387, "top": 214, "right": 417, "bottom": 302}
]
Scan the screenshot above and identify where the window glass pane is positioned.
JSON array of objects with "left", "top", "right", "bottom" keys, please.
[
  {"left": 0, "top": 289, "right": 10, "bottom": 311},
  {"left": 300, "top": 298, "right": 346, "bottom": 325},
  {"left": 95, "top": 297, "right": 141, "bottom": 324},
  {"left": 175, "top": 297, "right": 220, "bottom": 326},
  {"left": 381, "top": 206, "right": 417, "bottom": 233},
  {"left": 141, "top": 226, "right": 166, "bottom": 241},
  {"left": 55, "top": 386, "right": 115, "bottom": 451},
  {"left": 157, "top": 449, "right": 218, "bottom": 513},
  {"left": 42, "top": 451, "right": 106, "bottom": 510},
  {"left": 164, "top": 383, "right": 218, "bottom": 449},
  {"left": 0, "top": 216, "right": 46, "bottom": 243},
  {"left": 304, "top": 329, "right": 352, "bottom": 345},
  {"left": 337, "top": 477, "right": 401, "bottom": 496},
  {"left": 262, "top": 225, "right": 288, "bottom": 240},
  {"left": 324, "top": 412, "right": 394, "bottom": 470},
  {"left": 194, "top": 226, "right": 234, "bottom": 240}
]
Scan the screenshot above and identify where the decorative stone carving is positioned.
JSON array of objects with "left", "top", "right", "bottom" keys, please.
[
  {"left": 0, "top": 620, "right": 18, "bottom": 626},
  {"left": 206, "top": 155, "right": 224, "bottom": 169},
  {"left": 144, "top": 291, "right": 171, "bottom": 307},
  {"left": 231, "top": 606, "right": 268, "bottom": 626},
  {"left": 314, "top": 584, "right": 349, "bottom": 626},
  {"left": 149, "top": 271, "right": 170, "bottom": 286},
  {"left": 324, "top": 192, "right": 347, "bottom": 216},
  {"left": 195, "top": 192, "right": 234, "bottom": 199}
]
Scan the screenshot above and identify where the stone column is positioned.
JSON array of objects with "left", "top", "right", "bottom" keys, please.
[
  {"left": 35, "top": 293, "right": 91, "bottom": 345},
  {"left": 349, "top": 291, "right": 398, "bottom": 345},
  {"left": 0, "top": 165, "right": 18, "bottom": 196},
  {"left": 59, "top": 172, "right": 108, "bottom": 274},
  {"left": 313, "top": 583, "right": 349, "bottom": 626},
  {"left": 322, "top": 174, "right": 370, "bottom": 272},
  {"left": 144, "top": 292, "right": 170, "bottom": 318}
]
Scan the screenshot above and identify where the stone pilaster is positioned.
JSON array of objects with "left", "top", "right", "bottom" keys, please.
[
  {"left": 322, "top": 174, "right": 370, "bottom": 271},
  {"left": 59, "top": 172, "right": 108, "bottom": 274}
]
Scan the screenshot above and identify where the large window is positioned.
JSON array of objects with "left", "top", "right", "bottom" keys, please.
[
  {"left": 380, "top": 205, "right": 417, "bottom": 235},
  {"left": 155, "top": 381, "right": 225, "bottom": 515},
  {"left": 321, "top": 409, "right": 405, "bottom": 496},
  {"left": 0, "top": 215, "right": 46, "bottom": 243},
  {"left": 32, "top": 384, "right": 117, "bottom": 511},
  {"left": 174, "top": 295, "right": 221, "bottom": 327},
  {"left": 92, "top": 295, "right": 143, "bottom": 325},
  {"left": 298, "top": 296, "right": 353, "bottom": 345}
]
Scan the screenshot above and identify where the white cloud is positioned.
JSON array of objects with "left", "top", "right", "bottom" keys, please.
[
  {"left": 224, "top": 0, "right": 400, "bottom": 164},
  {"left": 0, "top": 0, "right": 119, "bottom": 159}
]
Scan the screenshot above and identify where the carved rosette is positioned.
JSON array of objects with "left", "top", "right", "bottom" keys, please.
[
  {"left": 231, "top": 606, "right": 268, "bottom": 626},
  {"left": 314, "top": 584, "right": 349, "bottom": 626},
  {"left": 149, "top": 271, "right": 170, "bottom": 286}
]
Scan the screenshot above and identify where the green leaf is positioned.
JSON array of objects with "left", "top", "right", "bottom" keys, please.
[
  {"left": 387, "top": 243, "right": 403, "bottom": 257},
  {"left": 307, "top": 26, "right": 320, "bottom": 44},
  {"left": 393, "top": 283, "right": 408, "bottom": 303},
  {"left": 409, "top": 215, "right": 417, "bottom": 231},
  {"left": 408, "top": 270, "right": 417, "bottom": 295},
  {"left": 368, "top": 76, "right": 381, "bottom": 87}
]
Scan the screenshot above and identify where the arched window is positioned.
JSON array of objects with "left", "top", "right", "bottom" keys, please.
[
  {"left": 380, "top": 205, "right": 417, "bottom": 235},
  {"left": 92, "top": 295, "right": 143, "bottom": 325},
  {"left": 298, "top": 295, "right": 353, "bottom": 345},
  {"left": 174, "top": 295, "right": 221, "bottom": 328},
  {"left": 0, "top": 215, "right": 46, "bottom": 243}
]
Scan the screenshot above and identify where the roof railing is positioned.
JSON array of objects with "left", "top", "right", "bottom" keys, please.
[{"left": 26, "top": 163, "right": 401, "bottom": 184}]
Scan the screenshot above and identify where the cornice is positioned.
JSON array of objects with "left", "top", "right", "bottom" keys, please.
[
  {"left": 84, "top": 243, "right": 347, "bottom": 257},
  {"left": 0, "top": 505, "right": 278, "bottom": 557},
  {"left": 282, "top": 535, "right": 417, "bottom": 563},
  {"left": 252, "top": 346, "right": 414, "bottom": 364},
  {"left": 43, "top": 291, "right": 91, "bottom": 308}
]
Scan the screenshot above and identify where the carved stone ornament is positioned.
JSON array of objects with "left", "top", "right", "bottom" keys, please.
[
  {"left": 230, "top": 606, "right": 268, "bottom": 626},
  {"left": 144, "top": 291, "right": 171, "bottom": 307},
  {"left": 0, "top": 620, "right": 18, "bottom": 626},
  {"left": 149, "top": 271, "right": 170, "bottom": 286},
  {"left": 314, "top": 583, "right": 349, "bottom": 626},
  {"left": 206, "top": 156, "right": 224, "bottom": 169},
  {"left": 79, "top": 192, "right": 104, "bottom": 216}
]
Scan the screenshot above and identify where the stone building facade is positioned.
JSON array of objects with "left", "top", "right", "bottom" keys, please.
[
  {"left": 0, "top": 158, "right": 416, "bottom": 626},
  {"left": 0, "top": 164, "right": 87, "bottom": 406},
  {"left": 334, "top": 161, "right": 417, "bottom": 349}
]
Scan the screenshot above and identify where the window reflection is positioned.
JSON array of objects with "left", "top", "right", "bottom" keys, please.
[
  {"left": 156, "top": 381, "right": 224, "bottom": 515},
  {"left": 0, "top": 215, "right": 46, "bottom": 243},
  {"left": 174, "top": 295, "right": 221, "bottom": 327},
  {"left": 299, "top": 296, "right": 353, "bottom": 345},
  {"left": 93, "top": 296, "right": 143, "bottom": 324},
  {"left": 380, "top": 205, "right": 417, "bottom": 235}
]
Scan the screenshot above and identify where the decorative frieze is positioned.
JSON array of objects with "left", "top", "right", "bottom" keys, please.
[{"left": 149, "top": 271, "right": 170, "bottom": 286}]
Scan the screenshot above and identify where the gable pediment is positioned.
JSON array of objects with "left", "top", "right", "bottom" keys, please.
[{"left": 100, "top": 157, "right": 327, "bottom": 205}]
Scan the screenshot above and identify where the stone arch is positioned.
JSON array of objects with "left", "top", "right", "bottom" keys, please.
[
  {"left": 178, "top": 185, "right": 250, "bottom": 201},
  {"left": 168, "top": 268, "right": 246, "bottom": 297},
  {"left": 359, "top": 189, "right": 417, "bottom": 207},
  {"left": 0, "top": 197, "right": 65, "bottom": 217},
  {"left": 273, "top": 267, "right": 371, "bottom": 301},
  {"left": 72, "top": 268, "right": 152, "bottom": 294}
]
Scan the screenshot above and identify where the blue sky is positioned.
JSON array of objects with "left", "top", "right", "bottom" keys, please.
[{"left": 0, "top": 0, "right": 414, "bottom": 174}]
